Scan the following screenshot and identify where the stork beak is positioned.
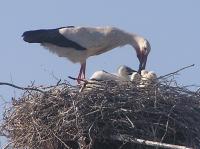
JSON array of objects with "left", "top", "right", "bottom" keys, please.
[
  {"left": 137, "top": 54, "right": 147, "bottom": 74},
  {"left": 127, "top": 67, "right": 137, "bottom": 75},
  {"left": 142, "top": 54, "right": 147, "bottom": 70}
]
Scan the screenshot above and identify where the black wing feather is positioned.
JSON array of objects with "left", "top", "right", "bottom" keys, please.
[{"left": 22, "top": 27, "right": 86, "bottom": 51}]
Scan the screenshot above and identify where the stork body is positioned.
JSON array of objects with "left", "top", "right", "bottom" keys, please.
[{"left": 22, "top": 26, "right": 150, "bottom": 83}]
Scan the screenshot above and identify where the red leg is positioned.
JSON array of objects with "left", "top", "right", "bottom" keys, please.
[
  {"left": 82, "top": 61, "right": 86, "bottom": 79},
  {"left": 77, "top": 61, "right": 86, "bottom": 84},
  {"left": 77, "top": 65, "right": 83, "bottom": 84}
]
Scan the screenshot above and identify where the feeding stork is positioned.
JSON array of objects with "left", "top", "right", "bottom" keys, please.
[
  {"left": 90, "top": 65, "right": 136, "bottom": 81},
  {"left": 22, "top": 26, "right": 151, "bottom": 83}
]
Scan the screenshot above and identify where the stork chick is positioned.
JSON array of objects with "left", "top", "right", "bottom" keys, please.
[
  {"left": 130, "top": 72, "right": 141, "bottom": 84},
  {"left": 90, "top": 65, "right": 136, "bottom": 81}
]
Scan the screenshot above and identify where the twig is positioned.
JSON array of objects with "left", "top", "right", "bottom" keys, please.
[
  {"left": 68, "top": 76, "right": 89, "bottom": 92},
  {"left": 161, "top": 105, "right": 176, "bottom": 143},
  {"left": 88, "top": 123, "right": 94, "bottom": 149},
  {"left": 158, "top": 64, "right": 195, "bottom": 79},
  {"left": 56, "top": 79, "right": 62, "bottom": 86},
  {"left": 68, "top": 76, "right": 88, "bottom": 83},
  {"left": 52, "top": 132, "right": 71, "bottom": 149},
  {"left": 125, "top": 115, "right": 135, "bottom": 128},
  {"left": 3, "top": 142, "right": 12, "bottom": 149},
  {"left": 110, "top": 134, "right": 193, "bottom": 149},
  {"left": 0, "top": 82, "right": 45, "bottom": 94}
]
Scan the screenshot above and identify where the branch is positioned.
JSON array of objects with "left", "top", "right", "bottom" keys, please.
[
  {"left": 0, "top": 82, "right": 45, "bottom": 94},
  {"left": 68, "top": 76, "right": 90, "bottom": 92},
  {"left": 158, "top": 64, "right": 195, "bottom": 79},
  {"left": 110, "top": 134, "right": 193, "bottom": 149},
  {"left": 68, "top": 76, "right": 88, "bottom": 83}
]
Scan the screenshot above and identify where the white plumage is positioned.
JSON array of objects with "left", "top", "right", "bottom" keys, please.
[
  {"left": 141, "top": 70, "right": 149, "bottom": 78},
  {"left": 90, "top": 71, "right": 120, "bottom": 81},
  {"left": 146, "top": 71, "right": 157, "bottom": 83},
  {"left": 90, "top": 65, "right": 136, "bottom": 81},
  {"left": 130, "top": 72, "right": 141, "bottom": 83},
  {"left": 130, "top": 70, "right": 157, "bottom": 87},
  {"left": 22, "top": 26, "right": 151, "bottom": 83},
  {"left": 79, "top": 65, "right": 136, "bottom": 92}
]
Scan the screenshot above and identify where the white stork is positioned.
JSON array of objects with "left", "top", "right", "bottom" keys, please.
[
  {"left": 145, "top": 71, "right": 157, "bottom": 83},
  {"left": 131, "top": 70, "right": 157, "bottom": 87},
  {"left": 22, "top": 26, "right": 151, "bottom": 83},
  {"left": 90, "top": 65, "right": 136, "bottom": 81},
  {"left": 130, "top": 72, "right": 141, "bottom": 83},
  {"left": 141, "top": 70, "right": 149, "bottom": 77}
]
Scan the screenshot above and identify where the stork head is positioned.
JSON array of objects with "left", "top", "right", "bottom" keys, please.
[
  {"left": 117, "top": 65, "right": 137, "bottom": 78},
  {"left": 135, "top": 38, "right": 151, "bottom": 73}
]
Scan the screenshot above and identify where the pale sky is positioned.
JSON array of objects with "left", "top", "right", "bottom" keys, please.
[{"left": 0, "top": 0, "right": 200, "bottom": 146}]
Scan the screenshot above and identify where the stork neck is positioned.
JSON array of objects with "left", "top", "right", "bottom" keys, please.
[
  {"left": 128, "top": 34, "right": 141, "bottom": 54},
  {"left": 117, "top": 69, "right": 129, "bottom": 79},
  {"left": 129, "top": 34, "right": 141, "bottom": 50}
]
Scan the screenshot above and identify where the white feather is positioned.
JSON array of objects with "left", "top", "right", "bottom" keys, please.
[
  {"left": 41, "top": 27, "right": 132, "bottom": 64},
  {"left": 59, "top": 27, "right": 129, "bottom": 51},
  {"left": 41, "top": 43, "right": 88, "bottom": 63},
  {"left": 23, "top": 26, "right": 151, "bottom": 81},
  {"left": 90, "top": 65, "right": 133, "bottom": 81},
  {"left": 146, "top": 71, "right": 157, "bottom": 81},
  {"left": 130, "top": 72, "right": 141, "bottom": 83},
  {"left": 90, "top": 71, "right": 121, "bottom": 81},
  {"left": 141, "top": 70, "right": 148, "bottom": 77}
]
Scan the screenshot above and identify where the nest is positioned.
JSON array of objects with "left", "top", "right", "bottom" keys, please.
[{"left": 1, "top": 76, "right": 200, "bottom": 149}]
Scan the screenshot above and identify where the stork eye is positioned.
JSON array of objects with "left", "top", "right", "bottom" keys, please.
[
  {"left": 143, "top": 47, "right": 149, "bottom": 55},
  {"left": 143, "top": 47, "right": 147, "bottom": 52}
]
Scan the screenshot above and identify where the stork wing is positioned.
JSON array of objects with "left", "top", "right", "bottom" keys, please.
[{"left": 59, "top": 27, "right": 115, "bottom": 50}]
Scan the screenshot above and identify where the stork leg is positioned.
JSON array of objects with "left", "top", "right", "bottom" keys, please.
[
  {"left": 77, "top": 61, "right": 86, "bottom": 84},
  {"left": 77, "top": 66, "right": 83, "bottom": 84},
  {"left": 82, "top": 61, "right": 86, "bottom": 79}
]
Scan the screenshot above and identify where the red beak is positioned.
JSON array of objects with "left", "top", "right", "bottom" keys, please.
[{"left": 137, "top": 54, "right": 147, "bottom": 74}]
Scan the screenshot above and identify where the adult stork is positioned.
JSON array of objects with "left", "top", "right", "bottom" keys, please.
[{"left": 22, "top": 26, "right": 151, "bottom": 83}]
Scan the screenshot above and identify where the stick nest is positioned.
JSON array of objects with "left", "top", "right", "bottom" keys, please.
[{"left": 1, "top": 77, "right": 200, "bottom": 149}]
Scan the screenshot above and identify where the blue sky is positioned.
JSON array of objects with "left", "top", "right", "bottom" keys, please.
[{"left": 0, "top": 0, "right": 200, "bottom": 146}]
